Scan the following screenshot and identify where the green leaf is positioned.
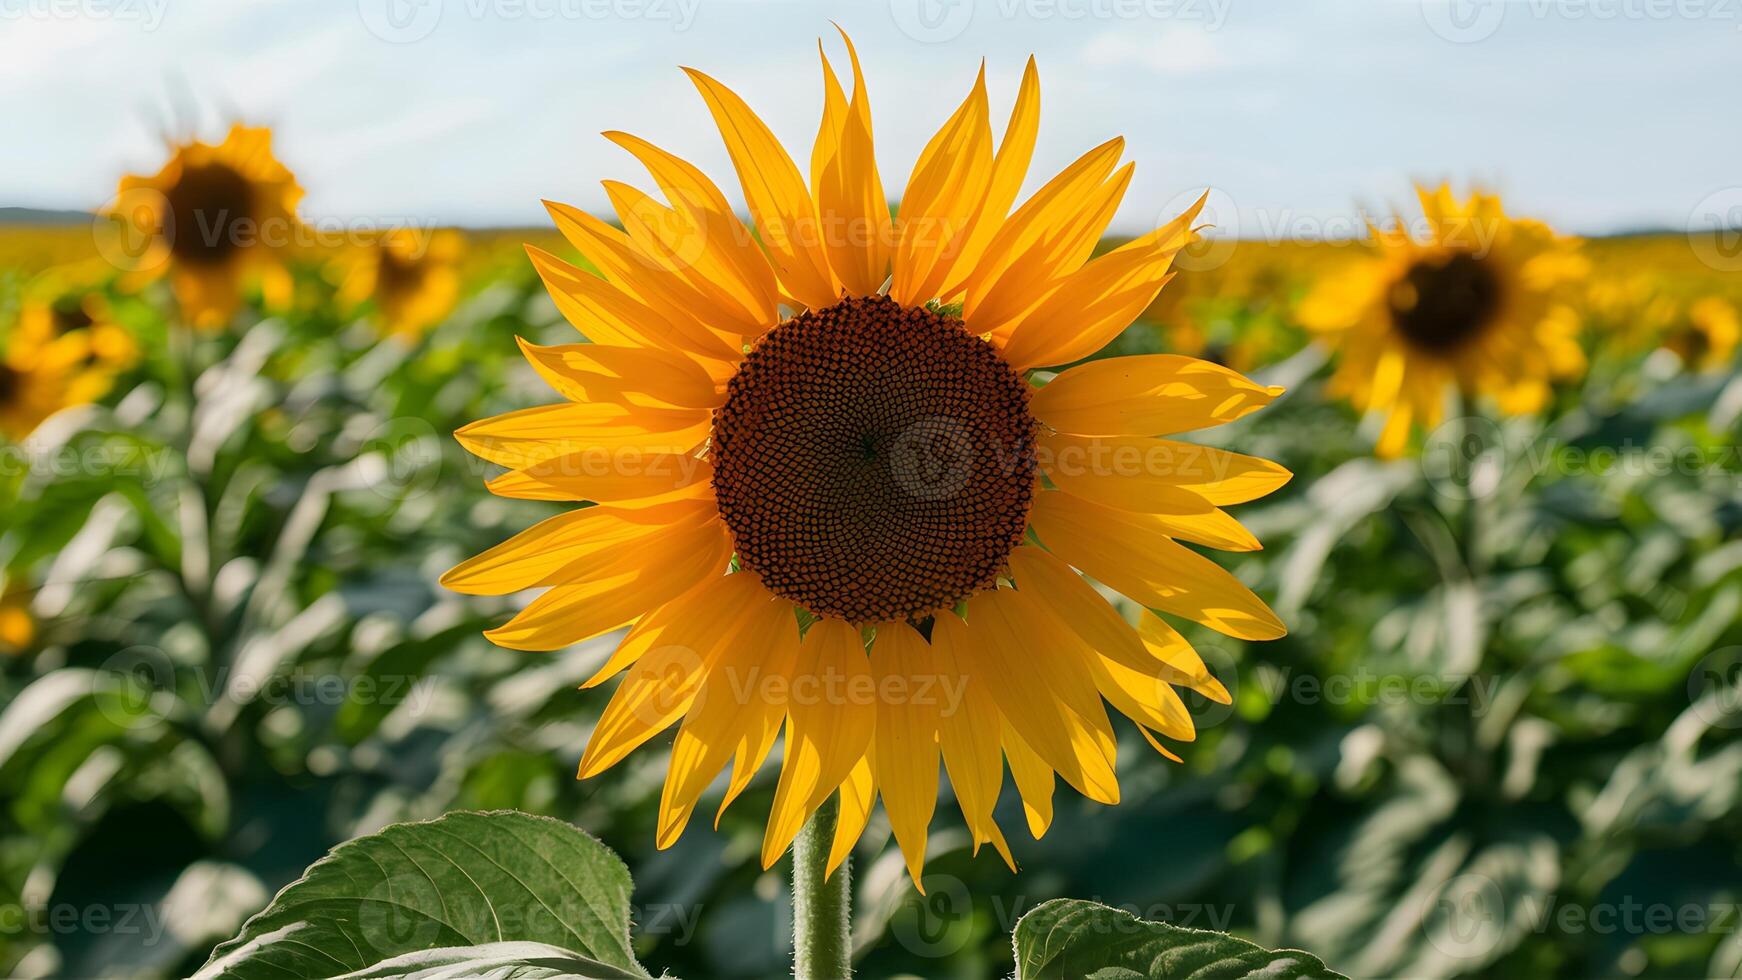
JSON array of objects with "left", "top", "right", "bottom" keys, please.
[
  {"left": 195, "top": 810, "right": 653, "bottom": 980},
  {"left": 1012, "top": 899, "right": 1345, "bottom": 980},
  {"left": 333, "top": 942, "right": 651, "bottom": 979}
]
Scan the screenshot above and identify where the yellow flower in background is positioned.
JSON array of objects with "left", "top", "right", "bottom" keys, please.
[
  {"left": 1664, "top": 297, "right": 1739, "bottom": 371},
  {"left": 0, "top": 330, "right": 114, "bottom": 441},
  {"left": 444, "top": 35, "right": 1290, "bottom": 888},
  {"left": 109, "top": 125, "right": 303, "bottom": 330},
  {"left": 0, "top": 582, "right": 35, "bottom": 656},
  {"left": 16, "top": 286, "right": 140, "bottom": 373},
  {"left": 340, "top": 228, "right": 464, "bottom": 338},
  {"left": 1299, "top": 185, "right": 1587, "bottom": 456}
]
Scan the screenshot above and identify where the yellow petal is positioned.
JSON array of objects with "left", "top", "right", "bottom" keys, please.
[
  {"left": 441, "top": 500, "right": 713, "bottom": 595},
  {"left": 999, "top": 197, "right": 1202, "bottom": 370},
  {"left": 970, "top": 160, "right": 1134, "bottom": 339},
  {"left": 603, "top": 130, "right": 780, "bottom": 333},
  {"left": 890, "top": 65, "right": 992, "bottom": 306},
  {"left": 524, "top": 245, "right": 737, "bottom": 382},
  {"left": 1001, "top": 721, "right": 1054, "bottom": 839},
  {"left": 963, "top": 589, "right": 1119, "bottom": 805},
  {"left": 484, "top": 518, "right": 732, "bottom": 651},
  {"left": 1029, "top": 491, "right": 1285, "bottom": 641},
  {"left": 761, "top": 618, "right": 876, "bottom": 869},
  {"left": 486, "top": 451, "right": 712, "bottom": 505},
  {"left": 869, "top": 621, "right": 941, "bottom": 891},
  {"left": 516, "top": 337, "right": 722, "bottom": 410},
  {"left": 930, "top": 611, "right": 1017, "bottom": 872},
  {"left": 685, "top": 67, "right": 838, "bottom": 309},
  {"left": 1032, "top": 354, "right": 1284, "bottom": 437},
  {"left": 812, "top": 31, "right": 892, "bottom": 296},
  {"left": 657, "top": 594, "right": 800, "bottom": 848},
  {"left": 942, "top": 57, "right": 1040, "bottom": 298},
  {"left": 827, "top": 756, "right": 876, "bottom": 879},
  {"left": 454, "top": 401, "right": 709, "bottom": 470},
  {"left": 1034, "top": 456, "right": 1261, "bottom": 552},
  {"left": 576, "top": 571, "right": 773, "bottom": 778},
  {"left": 1138, "top": 611, "right": 1231, "bottom": 704},
  {"left": 602, "top": 180, "right": 771, "bottom": 341},
  {"left": 1040, "top": 434, "right": 1291, "bottom": 506}
]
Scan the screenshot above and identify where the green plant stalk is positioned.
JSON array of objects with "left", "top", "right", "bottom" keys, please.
[{"left": 791, "top": 795, "right": 851, "bottom": 979}]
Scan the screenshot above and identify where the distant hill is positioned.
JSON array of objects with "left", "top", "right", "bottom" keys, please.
[{"left": 0, "top": 207, "right": 91, "bottom": 225}]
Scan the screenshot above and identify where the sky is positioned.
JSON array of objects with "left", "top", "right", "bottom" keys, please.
[{"left": 1, "top": 0, "right": 1735, "bottom": 238}]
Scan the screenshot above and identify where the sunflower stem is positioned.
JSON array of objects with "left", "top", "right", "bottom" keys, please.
[{"left": 792, "top": 795, "right": 851, "bottom": 979}]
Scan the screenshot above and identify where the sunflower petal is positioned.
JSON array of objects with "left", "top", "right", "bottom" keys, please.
[
  {"left": 454, "top": 398, "right": 708, "bottom": 469},
  {"left": 656, "top": 593, "right": 800, "bottom": 847},
  {"left": 999, "top": 196, "right": 1202, "bottom": 370},
  {"left": 943, "top": 56, "right": 1040, "bottom": 298},
  {"left": 827, "top": 756, "right": 876, "bottom": 879},
  {"left": 576, "top": 572, "right": 772, "bottom": 777},
  {"left": 1001, "top": 721, "right": 1054, "bottom": 839},
  {"left": 890, "top": 65, "right": 993, "bottom": 306},
  {"left": 685, "top": 67, "right": 838, "bottom": 309},
  {"left": 1040, "top": 433, "right": 1292, "bottom": 506},
  {"left": 1034, "top": 463, "right": 1261, "bottom": 552},
  {"left": 930, "top": 611, "right": 1017, "bottom": 871},
  {"left": 812, "top": 31, "right": 892, "bottom": 296},
  {"left": 869, "top": 621, "right": 941, "bottom": 891},
  {"left": 1032, "top": 354, "right": 1284, "bottom": 437},
  {"left": 516, "top": 337, "right": 722, "bottom": 410},
  {"left": 963, "top": 589, "right": 1119, "bottom": 805},
  {"left": 1029, "top": 491, "right": 1285, "bottom": 641},
  {"left": 486, "top": 450, "right": 712, "bottom": 505},
  {"left": 761, "top": 618, "right": 876, "bottom": 869},
  {"left": 484, "top": 519, "right": 732, "bottom": 651}
]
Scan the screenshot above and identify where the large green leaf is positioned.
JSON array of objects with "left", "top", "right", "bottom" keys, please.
[
  {"left": 194, "top": 810, "right": 652, "bottom": 980},
  {"left": 334, "top": 942, "right": 650, "bottom": 979},
  {"left": 1012, "top": 899, "right": 1345, "bottom": 980}
]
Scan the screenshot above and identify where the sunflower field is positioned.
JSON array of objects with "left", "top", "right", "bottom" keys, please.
[{"left": 3, "top": 38, "right": 1742, "bottom": 980}]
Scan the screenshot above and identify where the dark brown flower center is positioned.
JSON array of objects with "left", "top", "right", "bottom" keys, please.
[
  {"left": 164, "top": 162, "right": 256, "bottom": 265},
  {"left": 0, "top": 364, "right": 20, "bottom": 406},
  {"left": 710, "top": 295, "right": 1036, "bottom": 623},
  {"left": 51, "top": 297, "right": 94, "bottom": 334},
  {"left": 376, "top": 246, "right": 427, "bottom": 298},
  {"left": 1389, "top": 251, "right": 1502, "bottom": 353}
]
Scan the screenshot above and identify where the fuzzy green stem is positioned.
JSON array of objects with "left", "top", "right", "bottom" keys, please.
[{"left": 792, "top": 795, "right": 851, "bottom": 979}]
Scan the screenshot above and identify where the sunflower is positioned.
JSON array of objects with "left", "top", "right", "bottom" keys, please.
[
  {"left": 340, "top": 228, "right": 464, "bottom": 339},
  {"left": 110, "top": 125, "right": 303, "bottom": 330},
  {"left": 444, "top": 36, "right": 1290, "bottom": 888},
  {"left": 1664, "top": 297, "right": 1739, "bottom": 372},
  {"left": 0, "top": 581, "right": 34, "bottom": 656},
  {"left": 0, "top": 332, "right": 112, "bottom": 441},
  {"left": 15, "top": 286, "right": 140, "bottom": 373},
  {"left": 1298, "top": 186, "right": 1586, "bottom": 456}
]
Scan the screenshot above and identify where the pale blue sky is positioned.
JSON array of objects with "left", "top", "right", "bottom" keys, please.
[{"left": 1, "top": 0, "right": 1734, "bottom": 236}]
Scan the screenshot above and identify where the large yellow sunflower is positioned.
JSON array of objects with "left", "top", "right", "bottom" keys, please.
[
  {"left": 110, "top": 125, "right": 303, "bottom": 330},
  {"left": 340, "top": 228, "right": 465, "bottom": 339},
  {"left": 1298, "top": 185, "right": 1586, "bottom": 457},
  {"left": 444, "top": 37, "right": 1290, "bottom": 888}
]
